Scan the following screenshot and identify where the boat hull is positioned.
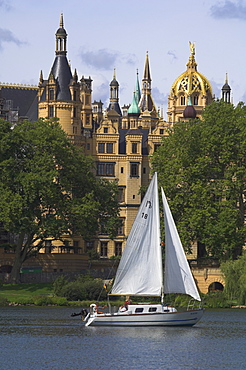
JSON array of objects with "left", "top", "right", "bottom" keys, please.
[{"left": 85, "top": 308, "right": 204, "bottom": 327}]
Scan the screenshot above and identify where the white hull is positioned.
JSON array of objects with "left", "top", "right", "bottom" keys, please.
[{"left": 85, "top": 308, "right": 204, "bottom": 327}]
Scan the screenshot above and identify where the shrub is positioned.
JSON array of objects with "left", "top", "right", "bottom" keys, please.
[
  {"left": 33, "top": 295, "right": 53, "bottom": 306},
  {"left": 51, "top": 297, "right": 69, "bottom": 306},
  {"left": 83, "top": 279, "right": 107, "bottom": 300},
  {"left": 53, "top": 276, "right": 69, "bottom": 297},
  {"left": 14, "top": 297, "right": 34, "bottom": 305},
  {"left": 204, "top": 291, "right": 231, "bottom": 308},
  {"left": 57, "top": 277, "right": 107, "bottom": 301},
  {"left": 61, "top": 282, "right": 87, "bottom": 301},
  {"left": 0, "top": 296, "right": 9, "bottom": 306}
]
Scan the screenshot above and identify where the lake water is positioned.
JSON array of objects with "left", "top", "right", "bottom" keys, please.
[{"left": 0, "top": 306, "right": 245, "bottom": 369}]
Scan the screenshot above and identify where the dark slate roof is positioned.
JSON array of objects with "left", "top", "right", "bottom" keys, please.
[
  {"left": 222, "top": 82, "right": 231, "bottom": 91},
  {"left": 119, "top": 128, "right": 149, "bottom": 155},
  {"left": 51, "top": 55, "right": 72, "bottom": 101},
  {"left": 108, "top": 102, "right": 122, "bottom": 116},
  {"left": 0, "top": 85, "right": 38, "bottom": 121}
]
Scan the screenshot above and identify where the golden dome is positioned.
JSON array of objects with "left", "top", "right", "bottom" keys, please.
[{"left": 171, "top": 42, "right": 213, "bottom": 97}]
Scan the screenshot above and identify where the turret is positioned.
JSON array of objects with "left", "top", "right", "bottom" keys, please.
[
  {"left": 108, "top": 69, "right": 122, "bottom": 116},
  {"left": 222, "top": 73, "right": 231, "bottom": 103}
]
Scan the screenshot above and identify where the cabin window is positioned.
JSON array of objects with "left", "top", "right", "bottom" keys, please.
[
  {"left": 135, "top": 308, "right": 144, "bottom": 313},
  {"left": 149, "top": 307, "right": 157, "bottom": 312}
]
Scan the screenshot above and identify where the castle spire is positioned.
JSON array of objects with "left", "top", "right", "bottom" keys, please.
[
  {"left": 55, "top": 13, "right": 67, "bottom": 56},
  {"left": 135, "top": 69, "right": 141, "bottom": 103},
  {"left": 138, "top": 52, "right": 156, "bottom": 113},
  {"left": 60, "top": 12, "right": 64, "bottom": 28}
]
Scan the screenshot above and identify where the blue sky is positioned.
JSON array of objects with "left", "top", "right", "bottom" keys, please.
[{"left": 1, "top": 0, "right": 246, "bottom": 119}]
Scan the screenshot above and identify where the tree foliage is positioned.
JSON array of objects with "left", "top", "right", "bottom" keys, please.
[
  {"left": 152, "top": 100, "right": 246, "bottom": 260},
  {"left": 0, "top": 118, "right": 119, "bottom": 282},
  {"left": 221, "top": 252, "right": 246, "bottom": 304}
]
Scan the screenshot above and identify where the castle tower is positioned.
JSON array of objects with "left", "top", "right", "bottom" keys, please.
[
  {"left": 221, "top": 73, "right": 231, "bottom": 103},
  {"left": 167, "top": 42, "right": 214, "bottom": 125},
  {"left": 38, "top": 14, "right": 92, "bottom": 144},
  {"left": 108, "top": 69, "right": 122, "bottom": 116}
]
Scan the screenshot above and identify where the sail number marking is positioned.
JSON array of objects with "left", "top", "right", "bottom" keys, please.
[{"left": 141, "top": 200, "right": 152, "bottom": 219}]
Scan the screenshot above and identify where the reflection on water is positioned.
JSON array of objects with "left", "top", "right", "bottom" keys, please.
[{"left": 0, "top": 307, "right": 245, "bottom": 369}]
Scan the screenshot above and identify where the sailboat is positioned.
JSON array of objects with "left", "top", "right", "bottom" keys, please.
[{"left": 85, "top": 173, "right": 203, "bottom": 327}]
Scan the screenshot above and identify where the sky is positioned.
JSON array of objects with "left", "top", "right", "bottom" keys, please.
[{"left": 1, "top": 0, "right": 246, "bottom": 119}]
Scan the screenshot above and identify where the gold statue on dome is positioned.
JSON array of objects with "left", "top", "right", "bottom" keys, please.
[{"left": 189, "top": 41, "right": 196, "bottom": 55}]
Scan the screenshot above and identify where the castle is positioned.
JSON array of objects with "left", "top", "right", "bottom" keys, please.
[{"left": 0, "top": 15, "right": 230, "bottom": 287}]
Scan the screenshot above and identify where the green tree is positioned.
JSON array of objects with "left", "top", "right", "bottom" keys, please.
[
  {"left": 221, "top": 252, "right": 246, "bottom": 304},
  {"left": 0, "top": 118, "right": 119, "bottom": 283},
  {"left": 152, "top": 100, "right": 246, "bottom": 260}
]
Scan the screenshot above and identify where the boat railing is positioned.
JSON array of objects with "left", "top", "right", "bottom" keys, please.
[{"left": 187, "top": 298, "right": 204, "bottom": 311}]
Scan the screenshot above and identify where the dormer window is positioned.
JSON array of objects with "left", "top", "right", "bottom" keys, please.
[
  {"left": 132, "top": 142, "right": 138, "bottom": 154},
  {"left": 106, "top": 143, "right": 113, "bottom": 153}
]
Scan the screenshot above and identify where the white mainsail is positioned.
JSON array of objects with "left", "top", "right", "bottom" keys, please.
[
  {"left": 161, "top": 188, "right": 201, "bottom": 301},
  {"left": 111, "top": 173, "right": 163, "bottom": 296}
]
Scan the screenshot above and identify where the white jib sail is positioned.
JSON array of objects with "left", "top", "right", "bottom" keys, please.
[
  {"left": 161, "top": 188, "right": 201, "bottom": 301},
  {"left": 111, "top": 173, "right": 163, "bottom": 296}
]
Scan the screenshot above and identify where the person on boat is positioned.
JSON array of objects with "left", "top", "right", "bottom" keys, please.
[
  {"left": 90, "top": 302, "right": 106, "bottom": 315},
  {"left": 125, "top": 297, "right": 132, "bottom": 306},
  {"left": 119, "top": 297, "right": 132, "bottom": 312}
]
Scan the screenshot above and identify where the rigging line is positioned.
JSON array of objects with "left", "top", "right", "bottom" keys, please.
[{"left": 96, "top": 257, "right": 119, "bottom": 301}]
